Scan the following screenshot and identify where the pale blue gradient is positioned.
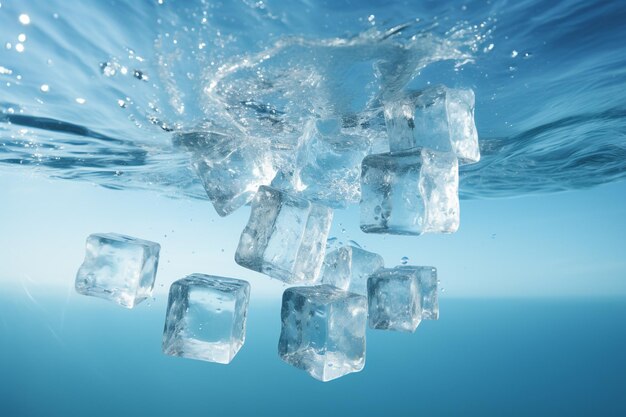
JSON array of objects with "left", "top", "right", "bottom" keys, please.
[{"left": 2, "top": 171, "right": 625, "bottom": 299}]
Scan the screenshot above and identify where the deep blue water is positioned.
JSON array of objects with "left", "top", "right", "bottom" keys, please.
[{"left": 2, "top": 293, "right": 625, "bottom": 416}]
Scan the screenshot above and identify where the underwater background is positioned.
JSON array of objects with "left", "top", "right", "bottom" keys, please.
[{"left": 1, "top": 0, "right": 625, "bottom": 415}]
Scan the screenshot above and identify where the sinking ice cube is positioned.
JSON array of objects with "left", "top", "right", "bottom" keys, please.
[
  {"left": 162, "top": 274, "right": 250, "bottom": 365},
  {"left": 384, "top": 86, "right": 480, "bottom": 164},
  {"left": 174, "top": 130, "right": 276, "bottom": 217},
  {"left": 360, "top": 148, "right": 459, "bottom": 235},
  {"left": 278, "top": 285, "right": 367, "bottom": 382},
  {"left": 367, "top": 267, "right": 422, "bottom": 332},
  {"left": 397, "top": 265, "right": 439, "bottom": 320},
  {"left": 75, "top": 233, "right": 160, "bottom": 308},
  {"left": 320, "top": 245, "right": 384, "bottom": 296},
  {"left": 235, "top": 186, "right": 333, "bottom": 284},
  {"left": 291, "top": 118, "right": 372, "bottom": 208}
]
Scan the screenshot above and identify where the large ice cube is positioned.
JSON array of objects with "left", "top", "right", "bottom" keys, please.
[
  {"left": 235, "top": 186, "right": 333, "bottom": 284},
  {"left": 396, "top": 265, "right": 439, "bottom": 320},
  {"left": 367, "top": 267, "right": 422, "bottom": 332},
  {"left": 75, "top": 233, "right": 160, "bottom": 308},
  {"left": 384, "top": 86, "right": 480, "bottom": 164},
  {"left": 320, "top": 245, "right": 384, "bottom": 296},
  {"left": 174, "top": 130, "right": 276, "bottom": 217},
  {"left": 278, "top": 285, "right": 367, "bottom": 382},
  {"left": 291, "top": 118, "right": 372, "bottom": 208},
  {"left": 162, "top": 274, "right": 250, "bottom": 365},
  {"left": 360, "top": 148, "right": 459, "bottom": 235}
]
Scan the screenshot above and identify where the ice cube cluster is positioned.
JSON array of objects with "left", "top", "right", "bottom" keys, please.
[{"left": 74, "top": 83, "right": 478, "bottom": 381}]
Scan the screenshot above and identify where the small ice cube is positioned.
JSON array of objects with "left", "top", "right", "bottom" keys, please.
[
  {"left": 320, "top": 245, "right": 384, "bottom": 296},
  {"left": 75, "top": 233, "right": 160, "bottom": 308},
  {"left": 360, "top": 148, "right": 459, "bottom": 235},
  {"left": 162, "top": 274, "right": 250, "bottom": 364},
  {"left": 367, "top": 267, "right": 422, "bottom": 332},
  {"left": 397, "top": 265, "right": 439, "bottom": 320},
  {"left": 278, "top": 285, "right": 367, "bottom": 382},
  {"left": 384, "top": 86, "right": 480, "bottom": 164},
  {"left": 292, "top": 118, "right": 371, "bottom": 208},
  {"left": 235, "top": 186, "right": 333, "bottom": 284},
  {"left": 174, "top": 130, "right": 276, "bottom": 217}
]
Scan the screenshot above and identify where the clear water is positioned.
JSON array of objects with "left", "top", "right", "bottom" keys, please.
[
  {"left": 1, "top": 0, "right": 626, "bottom": 416},
  {"left": 2, "top": 0, "right": 625, "bottom": 199}
]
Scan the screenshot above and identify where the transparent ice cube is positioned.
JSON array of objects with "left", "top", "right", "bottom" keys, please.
[
  {"left": 360, "top": 148, "right": 459, "bottom": 235},
  {"left": 397, "top": 265, "right": 439, "bottom": 320},
  {"left": 320, "top": 245, "right": 384, "bottom": 296},
  {"left": 367, "top": 267, "right": 422, "bottom": 332},
  {"left": 235, "top": 186, "right": 333, "bottom": 284},
  {"left": 278, "top": 285, "right": 367, "bottom": 382},
  {"left": 174, "top": 130, "right": 277, "bottom": 217},
  {"left": 384, "top": 85, "right": 480, "bottom": 164},
  {"left": 292, "top": 118, "right": 372, "bottom": 208},
  {"left": 162, "top": 274, "right": 250, "bottom": 365},
  {"left": 75, "top": 233, "right": 160, "bottom": 308}
]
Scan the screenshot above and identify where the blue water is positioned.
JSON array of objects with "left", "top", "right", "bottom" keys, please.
[
  {"left": 1, "top": 1, "right": 626, "bottom": 416},
  {"left": 1, "top": 0, "right": 625, "bottom": 199},
  {"left": 2, "top": 292, "right": 625, "bottom": 417}
]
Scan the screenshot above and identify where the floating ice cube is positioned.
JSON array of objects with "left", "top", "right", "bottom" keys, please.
[
  {"left": 320, "top": 245, "right": 384, "bottom": 296},
  {"left": 367, "top": 267, "right": 423, "bottom": 332},
  {"left": 291, "top": 118, "right": 372, "bottom": 208},
  {"left": 360, "top": 148, "right": 459, "bottom": 235},
  {"left": 397, "top": 265, "right": 439, "bottom": 320},
  {"left": 75, "top": 233, "right": 160, "bottom": 308},
  {"left": 278, "top": 285, "right": 367, "bottom": 382},
  {"left": 174, "top": 130, "right": 276, "bottom": 217},
  {"left": 162, "top": 274, "right": 250, "bottom": 365},
  {"left": 235, "top": 186, "right": 333, "bottom": 284},
  {"left": 384, "top": 86, "right": 480, "bottom": 164}
]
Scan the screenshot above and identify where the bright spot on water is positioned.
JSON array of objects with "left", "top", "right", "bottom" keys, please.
[
  {"left": 511, "top": 50, "right": 519, "bottom": 58},
  {"left": 75, "top": 97, "right": 86, "bottom": 104},
  {"left": 40, "top": 84, "right": 49, "bottom": 92},
  {"left": 18, "top": 34, "right": 26, "bottom": 42},
  {"left": 117, "top": 99, "right": 126, "bottom": 108},
  {"left": 19, "top": 14, "right": 30, "bottom": 25},
  {"left": 401, "top": 256, "right": 409, "bottom": 265},
  {"left": 15, "top": 43, "right": 24, "bottom": 53}
]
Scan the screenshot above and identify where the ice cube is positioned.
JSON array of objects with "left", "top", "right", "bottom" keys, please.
[
  {"left": 162, "top": 274, "right": 250, "bottom": 365},
  {"left": 75, "top": 233, "right": 160, "bottom": 308},
  {"left": 235, "top": 186, "right": 333, "bottom": 284},
  {"left": 320, "top": 245, "right": 384, "bottom": 296},
  {"left": 292, "top": 118, "right": 372, "bottom": 208},
  {"left": 384, "top": 86, "right": 480, "bottom": 164},
  {"left": 174, "top": 130, "right": 276, "bottom": 217},
  {"left": 397, "top": 265, "right": 439, "bottom": 320},
  {"left": 360, "top": 148, "right": 459, "bottom": 235},
  {"left": 278, "top": 285, "right": 367, "bottom": 382},
  {"left": 367, "top": 267, "right": 423, "bottom": 332}
]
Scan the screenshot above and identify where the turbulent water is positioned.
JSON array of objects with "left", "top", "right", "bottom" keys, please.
[{"left": 1, "top": 0, "right": 625, "bottom": 200}]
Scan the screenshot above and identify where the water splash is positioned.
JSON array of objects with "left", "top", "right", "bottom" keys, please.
[{"left": 0, "top": 0, "right": 624, "bottom": 200}]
